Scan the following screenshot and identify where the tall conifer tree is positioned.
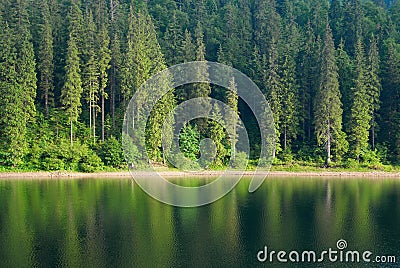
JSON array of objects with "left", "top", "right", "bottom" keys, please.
[
  {"left": 348, "top": 37, "right": 371, "bottom": 161},
  {"left": 365, "top": 35, "right": 382, "bottom": 150},
  {"left": 61, "top": 0, "right": 84, "bottom": 145},
  {"left": 37, "top": 0, "right": 54, "bottom": 118},
  {"left": 314, "top": 22, "right": 346, "bottom": 165}
]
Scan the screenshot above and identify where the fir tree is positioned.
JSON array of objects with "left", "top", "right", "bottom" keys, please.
[
  {"left": 348, "top": 37, "right": 371, "bottom": 161},
  {"left": 61, "top": 33, "right": 83, "bottom": 146},
  {"left": 265, "top": 37, "right": 282, "bottom": 157},
  {"left": 37, "top": 0, "right": 54, "bottom": 118},
  {"left": 225, "top": 76, "right": 239, "bottom": 159},
  {"left": 254, "top": 0, "right": 282, "bottom": 57},
  {"left": 365, "top": 35, "right": 382, "bottom": 150},
  {"left": 207, "top": 104, "right": 227, "bottom": 166},
  {"left": 280, "top": 10, "right": 300, "bottom": 151},
  {"left": 299, "top": 20, "right": 320, "bottom": 142},
  {"left": 181, "top": 29, "right": 196, "bottom": 63},
  {"left": 314, "top": 22, "right": 346, "bottom": 165},
  {"left": 175, "top": 29, "right": 196, "bottom": 103},
  {"left": 193, "top": 22, "right": 212, "bottom": 133},
  {"left": 82, "top": 10, "right": 99, "bottom": 142},
  {"left": 337, "top": 39, "right": 355, "bottom": 134},
  {"left": 9, "top": 0, "right": 37, "bottom": 122},
  {"left": 97, "top": 25, "right": 111, "bottom": 142},
  {"left": 163, "top": 12, "right": 182, "bottom": 66},
  {"left": 0, "top": 16, "right": 27, "bottom": 166},
  {"left": 109, "top": 33, "right": 121, "bottom": 131},
  {"left": 381, "top": 39, "right": 400, "bottom": 161},
  {"left": 122, "top": 6, "right": 175, "bottom": 162}
]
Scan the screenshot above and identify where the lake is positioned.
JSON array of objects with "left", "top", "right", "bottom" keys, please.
[{"left": 0, "top": 177, "right": 399, "bottom": 267}]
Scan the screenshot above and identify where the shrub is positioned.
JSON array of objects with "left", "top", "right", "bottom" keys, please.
[
  {"left": 279, "top": 149, "right": 294, "bottom": 164},
  {"left": 98, "top": 136, "right": 124, "bottom": 168},
  {"left": 230, "top": 151, "right": 249, "bottom": 170},
  {"left": 39, "top": 138, "right": 103, "bottom": 172},
  {"left": 342, "top": 158, "right": 360, "bottom": 169},
  {"left": 79, "top": 150, "right": 103, "bottom": 172}
]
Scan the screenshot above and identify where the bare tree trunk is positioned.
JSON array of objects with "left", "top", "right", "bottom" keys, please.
[
  {"left": 70, "top": 120, "right": 73, "bottom": 146},
  {"left": 89, "top": 89, "right": 92, "bottom": 138},
  {"left": 284, "top": 127, "right": 287, "bottom": 151},
  {"left": 308, "top": 101, "right": 311, "bottom": 141},
  {"left": 110, "top": 76, "right": 115, "bottom": 130},
  {"left": 326, "top": 125, "right": 331, "bottom": 166},
  {"left": 327, "top": 138, "right": 331, "bottom": 165},
  {"left": 371, "top": 114, "right": 376, "bottom": 150},
  {"left": 45, "top": 77, "right": 49, "bottom": 118},
  {"left": 110, "top": 0, "right": 117, "bottom": 130},
  {"left": 102, "top": 87, "right": 105, "bottom": 142},
  {"left": 93, "top": 101, "right": 96, "bottom": 143},
  {"left": 233, "top": 125, "right": 236, "bottom": 160}
]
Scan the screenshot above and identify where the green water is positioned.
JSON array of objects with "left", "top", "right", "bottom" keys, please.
[{"left": 0, "top": 177, "right": 399, "bottom": 267}]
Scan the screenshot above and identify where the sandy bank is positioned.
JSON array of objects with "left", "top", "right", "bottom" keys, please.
[{"left": 0, "top": 170, "right": 399, "bottom": 179}]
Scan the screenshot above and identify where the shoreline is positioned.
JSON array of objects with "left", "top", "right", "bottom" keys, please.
[{"left": 0, "top": 170, "right": 400, "bottom": 179}]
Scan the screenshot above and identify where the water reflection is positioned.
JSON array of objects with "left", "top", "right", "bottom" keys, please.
[{"left": 0, "top": 178, "right": 399, "bottom": 267}]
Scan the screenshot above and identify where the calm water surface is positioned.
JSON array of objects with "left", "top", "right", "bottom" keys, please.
[{"left": 0, "top": 177, "right": 399, "bottom": 267}]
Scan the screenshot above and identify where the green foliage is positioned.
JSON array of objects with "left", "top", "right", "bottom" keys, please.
[
  {"left": 314, "top": 22, "right": 346, "bottom": 165},
  {"left": 0, "top": 5, "right": 36, "bottom": 166},
  {"left": 348, "top": 38, "right": 372, "bottom": 161},
  {"left": 230, "top": 152, "right": 248, "bottom": 170},
  {"left": 179, "top": 124, "right": 200, "bottom": 161},
  {"left": 39, "top": 139, "right": 103, "bottom": 172},
  {"left": 1, "top": 0, "right": 400, "bottom": 171},
  {"left": 36, "top": 0, "right": 54, "bottom": 117},
  {"left": 265, "top": 38, "right": 282, "bottom": 156},
  {"left": 98, "top": 136, "right": 124, "bottom": 168},
  {"left": 79, "top": 149, "right": 103, "bottom": 173},
  {"left": 207, "top": 104, "right": 228, "bottom": 166}
]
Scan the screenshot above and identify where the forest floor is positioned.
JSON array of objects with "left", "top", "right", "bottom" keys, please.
[{"left": 1, "top": 170, "right": 400, "bottom": 179}]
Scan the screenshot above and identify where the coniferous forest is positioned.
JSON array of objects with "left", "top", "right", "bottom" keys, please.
[{"left": 2, "top": 0, "right": 400, "bottom": 171}]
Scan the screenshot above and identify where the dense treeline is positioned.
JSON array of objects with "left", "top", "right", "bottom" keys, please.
[{"left": 1, "top": 0, "right": 400, "bottom": 171}]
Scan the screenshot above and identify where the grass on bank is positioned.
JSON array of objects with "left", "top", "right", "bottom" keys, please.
[{"left": 1, "top": 160, "right": 400, "bottom": 173}]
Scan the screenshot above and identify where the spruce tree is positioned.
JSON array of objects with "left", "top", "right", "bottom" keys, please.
[
  {"left": 337, "top": 39, "right": 355, "bottom": 134},
  {"left": 97, "top": 25, "right": 111, "bottom": 142},
  {"left": 61, "top": 33, "right": 83, "bottom": 145},
  {"left": 254, "top": 0, "right": 281, "bottom": 57},
  {"left": 314, "top": 22, "right": 346, "bottom": 165},
  {"left": 280, "top": 10, "right": 300, "bottom": 151},
  {"left": 175, "top": 29, "right": 196, "bottom": 103},
  {"left": 223, "top": 1, "right": 252, "bottom": 73},
  {"left": 0, "top": 0, "right": 37, "bottom": 165},
  {"left": 82, "top": 10, "right": 99, "bottom": 142},
  {"left": 181, "top": 29, "right": 196, "bottom": 63},
  {"left": 381, "top": 39, "right": 400, "bottom": 161},
  {"left": 207, "top": 104, "right": 227, "bottom": 166},
  {"left": 163, "top": 12, "right": 182, "bottom": 66},
  {"left": 0, "top": 16, "right": 27, "bottom": 166},
  {"left": 109, "top": 33, "right": 121, "bottom": 131},
  {"left": 37, "top": 0, "right": 54, "bottom": 118},
  {"left": 299, "top": 20, "right": 320, "bottom": 143},
  {"left": 9, "top": 0, "right": 37, "bottom": 123},
  {"left": 108, "top": 0, "right": 121, "bottom": 132},
  {"left": 365, "top": 35, "right": 382, "bottom": 150},
  {"left": 343, "top": 0, "right": 363, "bottom": 55},
  {"left": 329, "top": 0, "right": 344, "bottom": 45},
  {"left": 193, "top": 22, "right": 212, "bottom": 133},
  {"left": 122, "top": 6, "right": 175, "bottom": 162},
  {"left": 265, "top": 38, "right": 282, "bottom": 157},
  {"left": 225, "top": 77, "right": 239, "bottom": 159},
  {"left": 348, "top": 38, "right": 371, "bottom": 161}
]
